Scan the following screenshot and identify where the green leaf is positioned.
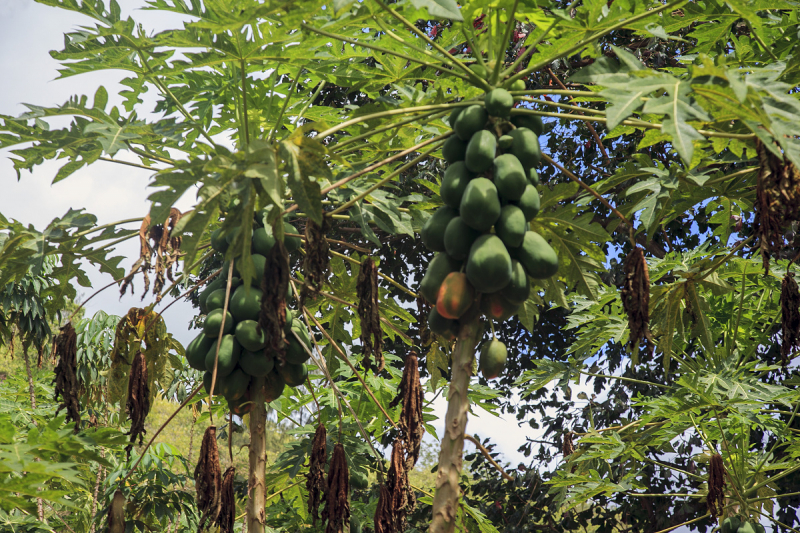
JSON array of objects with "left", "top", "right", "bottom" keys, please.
[{"left": 409, "top": 0, "right": 464, "bottom": 21}]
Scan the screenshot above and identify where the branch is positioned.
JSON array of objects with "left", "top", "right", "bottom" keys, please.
[{"left": 464, "top": 434, "right": 514, "bottom": 481}]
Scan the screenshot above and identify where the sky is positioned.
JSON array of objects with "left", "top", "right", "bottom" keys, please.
[{"left": 0, "top": 0, "right": 579, "bottom": 469}]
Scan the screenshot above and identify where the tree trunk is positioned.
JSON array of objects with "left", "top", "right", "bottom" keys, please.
[
  {"left": 429, "top": 319, "right": 482, "bottom": 533},
  {"left": 247, "top": 376, "right": 267, "bottom": 533}
]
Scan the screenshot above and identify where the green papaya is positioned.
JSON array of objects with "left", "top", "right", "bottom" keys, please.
[
  {"left": 464, "top": 130, "right": 497, "bottom": 173},
  {"left": 205, "top": 289, "right": 227, "bottom": 312},
  {"left": 230, "top": 285, "right": 263, "bottom": 322},
  {"left": 427, "top": 307, "right": 458, "bottom": 341},
  {"left": 479, "top": 339, "right": 508, "bottom": 379},
  {"left": 448, "top": 106, "right": 464, "bottom": 128},
  {"left": 469, "top": 63, "right": 489, "bottom": 82},
  {"left": 738, "top": 523, "right": 756, "bottom": 533},
  {"left": 228, "top": 394, "right": 252, "bottom": 416},
  {"left": 210, "top": 228, "right": 230, "bottom": 253},
  {"left": 419, "top": 253, "right": 462, "bottom": 303},
  {"left": 454, "top": 105, "right": 488, "bottom": 141},
  {"left": 285, "top": 223, "right": 302, "bottom": 253},
  {"left": 511, "top": 114, "right": 544, "bottom": 136},
  {"left": 459, "top": 178, "right": 501, "bottom": 232},
  {"left": 495, "top": 205, "right": 527, "bottom": 249},
  {"left": 493, "top": 153, "right": 527, "bottom": 201},
  {"left": 721, "top": 518, "right": 741, "bottom": 533},
  {"left": 252, "top": 227, "right": 275, "bottom": 256},
  {"left": 754, "top": 523, "right": 765, "bottom": 533},
  {"left": 203, "top": 308, "right": 234, "bottom": 338},
  {"left": 224, "top": 225, "right": 242, "bottom": 245},
  {"left": 286, "top": 336, "right": 311, "bottom": 365},
  {"left": 236, "top": 253, "right": 266, "bottom": 280},
  {"left": 235, "top": 320, "right": 267, "bottom": 352},
  {"left": 199, "top": 278, "right": 225, "bottom": 313},
  {"left": 436, "top": 271, "right": 475, "bottom": 320},
  {"left": 444, "top": 216, "right": 481, "bottom": 261},
  {"left": 508, "top": 127, "right": 541, "bottom": 169},
  {"left": 441, "top": 162, "right": 473, "bottom": 209},
  {"left": 284, "top": 308, "right": 295, "bottom": 335},
  {"left": 498, "top": 135, "right": 514, "bottom": 150},
  {"left": 466, "top": 234, "right": 513, "bottom": 293},
  {"left": 204, "top": 334, "right": 241, "bottom": 377},
  {"left": 279, "top": 362, "right": 308, "bottom": 387},
  {"left": 291, "top": 322, "right": 312, "bottom": 349},
  {"left": 421, "top": 206, "right": 458, "bottom": 252},
  {"left": 264, "top": 370, "right": 286, "bottom": 402},
  {"left": 186, "top": 333, "right": 215, "bottom": 371},
  {"left": 528, "top": 168, "right": 540, "bottom": 186},
  {"left": 484, "top": 88, "right": 514, "bottom": 118},
  {"left": 239, "top": 349, "right": 274, "bottom": 377},
  {"left": 221, "top": 368, "right": 251, "bottom": 401},
  {"left": 481, "top": 291, "right": 520, "bottom": 321},
  {"left": 203, "top": 371, "right": 221, "bottom": 395},
  {"left": 500, "top": 260, "right": 530, "bottom": 305},
  {"left": 514, "top": 231, "right": 558, "bottom": 279},
  {"left": 442, "top": 135, "right": 468, "bottom": 164},
  {"left": 509, "top": 79, "right": 526, "bottom": 92},
  {"left": 515, "top": 185, "right": 541, "bottom": 221}
]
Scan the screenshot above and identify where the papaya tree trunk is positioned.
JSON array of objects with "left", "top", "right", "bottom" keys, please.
[
  {"left": 429, "top": 319, "right": 482, "bottom": 533},
  {"left": 247, "top": 376, "right": 267, "bottom": 533}
]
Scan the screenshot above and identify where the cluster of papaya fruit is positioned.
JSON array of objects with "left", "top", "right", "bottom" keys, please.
[
  {"left": 721, "top": 518, "right": 765, "bottom": 533},
  {"left": 185, "top": 215, "right": 313, "bottom": 414},
  {"left": 420, "top": 84, "right": 557, "bottom": 379}
]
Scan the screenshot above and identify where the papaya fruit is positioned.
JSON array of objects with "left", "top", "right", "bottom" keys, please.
[
  {"left": 479, "top": 339, "right": 508, "bottom": 379},
  {"left": 203, "top": 371, "right": 221, "bottom": 395},
  {"left": 454, "top": 105, "right": 488, "bottom": 141},
  {"left": 230, "top": 285, "right": 263, "bottom": 322},
  {"left": 442, "top": 135, "right": 468, "bottom": 164},
  {"left": 514, "top": 231, "right": 558, "bottom": 279},
  {"left": 252, "top": 227, "right": 275, "bottom": 256},
  {"left": 498, "top": 135, "right": 514, "bottom": 150},
  {"left": 235, "top": 320, "right": 267, "bottom": 352},
  {"left": 210, "top": 227, "right": 230, "bottom": 253},
  {"left": 528, "top": 168, "right": 540, "bottom": 186},
  {"left": 279, "top": 362, "right": 308, "bottom": 387},
  {"left": 199, "top": 278, "right": 225, "bottom": 313},
  {"left": 221, "top": 368, "right": 251, "bottom": 401},
  {"left": 239, "top": 349, "right": 274, "bottom": 377},
  {"left": 205, "top": 289, "right": 227, "bottom": 312},
  {"left": 738, "top": 523, "right": 756, "bottom": 533},
  {"left": 427, "top": 307, "right": 458, "bottom": 341},
  {"left": 508, "top": 127, "right": 541, "bottom": 170},
  {"left": 204, "top": 334, "right": 241, "bottom": 377},
  {"left": 284, "top": 308, "right": 295, "bottom": 335},
  {"left": 459, "top": 178, "right": 501, "bottom": 232},
  {"left": 264, "top": 370, "right": 286, "bottom": 402},
  {"left": 754, "top": 523, "right": 765, "bottom": 533},
  {"left": 444, "top": 216, "right": 481, "bottom": 261},
  {"left": 285, "top": 222, "right": 302, "bottom": 253},
  {"left": 495, "top": 205, "right": 527, "bottom": 249},
  {"left": 419, "top": 253, "right": 462, "bottom": 303},
  {"left": 500, "top": 260, "right": 530, "bottom": 305},
  {"left": 203, "top": 308, "right": 234, "bottom": 338},
  {"left": 291, "top": 322, "right": 312, "bottom": 349},
  {"left": 493, "top": 153, "right": 527, "bottom": 201},
  {"left": 509, "top": 79, "right": 526, "bottom": 92},
  {"left": 228, "top": 393, "right": 252, "bottom": 416},
  {"left": 721, "top": 518, "right": 741, "bottom": 533},
  {"left": 464, "top": 130, "right": 497, "bottom": 173},
  {"left": 511, "top": 114, "right": 544, "bottom": 136},
  {"left": 235, "top": 253, "right": 266, "bottom": 280},
  {"left": 186, "top": 333, "right": 215, "bottom": 371},
  {"left": 466, "top": 234, "right": 513, "bottom": 293},
  {"left": 286, "top": 336, "right": 311, "bottom": 365},
  {"left": 448, "top": 106, "right": 464, "bottom": 128},
  {"left": 469, "top": 63, "right": 489, "bottom": 80},
  {"left": 436, "top": 272, "right": 475, "bottom": 320},
  {"left": 515, "top": 184, "right": 541, "bottom": 221},
  {"left": 421, "top": 206, "right": 458, "bottom": 253},
  {"left": 441, "top": 162, "right": 473, "bottom": 209},
  {"left": 484, "top": 88, "right": 514, "bottom": 118},
  {"left": 481, "top": 291, "right": 520, "bottom": 321},
  {"left": 224, "top": 225, "right": 242, "bottom": 245}
]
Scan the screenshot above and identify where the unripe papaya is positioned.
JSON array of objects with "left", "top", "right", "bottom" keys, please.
[
  {"left": 252, "top": 227, "right": 275, "bottom": 256},
  {"left": 508, "top": 127, "right": 542, "bottom": 170},
  {"left": 513, "top": 231, "right": 558, "bottom": 279},
  {"left": 419, "top": 253, "right": 462, "bottom": 303},
  {"left": 264, "top": 370, "right": 286, "bottom": 402},
  {"left": 484, "top": 88, "right": 514, "bottom": 118},
  {"left": 721, "top": 518, "right": 741, "bottom": 533},
  {"left": 493, "top": 154, "right": 527, "bottom": 201},
  {"left": 235, "top": 253, "right": 266, "bottom": 280},
  {"left": 444, "top": 216, "right": 481, "bottom": 261},
  {"left": 441, "top": 162, "right": 473, "bottom": 209},
  {"left": 204, "top": 334, "right": 241, "bottom": 378},
  {"left": 230, "top": 285, "right": 263, "bottom": 322},
  {"left": 221, "top": 368, "right": 251, "bottom": 401},
  {"left": 495, "top": 205, "right": 527, "bottom": 249},
  {"left": 509, "top": 79, "right": 526, "bottom": 92},
  {"left": 498, "top": 135, "right": 514, "bottom": 150},
  {"left": 205, "top": 289, "right": 227, "bottom": 312},
  {"left": 454, "top": 105, "right": 488, "bottom": 141},
  {"left": 500, "top": 260, "right": 530, "bottom": 305},
  {"left": 442, "top": 135, "right": 468, "bottom": 164},
  {"left": 210, "top": 228, "right": 230, "bottom": 254},
  {"left": 528, "top": 168, "right": 540, "bottom": 186},
  {"left": 186, "top": 333, "right": 215, "bottom": 371},
  {"left": 199, "top": 278, "right": 225, "bottom": 313},
  {"left": 228, "top": 393, "right": 252, "bottom": 416},
  {"left": 203, "top": 308, "right": 234, "bottom": 337},
  {"left": 511, "top": 114, "right": 544, "bottom": 136},
  {"left": 279, "top": 362, "right": 308, "bottom": 387},
  {"left": 738, "top": 523, "right": 756, "bottom": 533},
  {"left": 203, "top": 371, "right": 221, "bottom": 395},
  {"left": 459, "top": 178, "right": 501, "bottom": 232},
  {"left": 427, "top": 307, "right": 458, "bottom": 341},
  {"left": 286, "top": 336, "right": 311, "bottom": 365},
  {"left": 515, "top": 184, "right": 541, "bottom": 221},
  {"left": 481, "top": 291, "right": 520, "bottom": 321},
  {"left": 754, "top": 523, "right": 765, "bottom": 533},
  {"left": 465, "top": 130, "right": 497, "bottom": 173},
  {"left": 436, "top": 272, "right": 475, "bottom": 320},
  {"left": 235, "top": 320, "right": 267, "bottom": 352},
  {"left": 479, "top": 339, "right": 508, "bottom": 379},
  {"left": 284, "top": 222, "right": 302, "bottom": 253},
  {"left": 239, "top": 349, "right": 274, "bottom": 377},
  {"left": 421, "top": 206, "right": 458, "bottom": 252},
  {"left": 469, "top": 63, "right": 489, "bottom": 81},
  {"left": 466, "top": 234, "right": 513, "bottom": 293},
  {"left": 448, "top": 106, "right": 464, "bottom": 128}
]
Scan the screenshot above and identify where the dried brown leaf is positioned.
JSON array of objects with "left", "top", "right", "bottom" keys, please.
[
  {"left": 125, "top": 351, "right": 150, "bottom": 458},
  {"left": 374, "top": 484, "right": 393, "bottom": 533},
  {"left": 389, "top": 352, "right": 424, "bottom": 470},
  {"left": 322, "top": 443, "right": 350, "bottom": 533},
  {"left": 120, "top": 208, "right": 182, "bottom": 300},
  {"left": 195, "top": 426, "right": 222, "bottom": 531},
  {"left": 707, "top": 453, "right": 726, "bottom": 519},
  {"left": 301, "top": 217, "right": 331, "bottom": 306},
  {"left": 53, "top": 322, "right": 81, "bottom": 432},
  {"left": 357, "top": 257, "right": 383, "bottom": 373},
  {"left": 387, "top": 439, "right": 414, "bottom": 532},
  {"left": 259, "top": 238, "right": 289, "bottom": 364},
  {"left": 621, "top": 247, "right": 653, "bottom": 355},
  {"left": 780, "top": 272, "right": 800, "bottom": 368},
  {"left": 306, "top": 423, "right": 328, "bottom": 525},
  {"left": 218, "top": 466, "right": 236, "bottom": 533}
]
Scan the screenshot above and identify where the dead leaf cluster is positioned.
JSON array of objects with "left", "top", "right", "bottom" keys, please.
[
  {"left": 357, "top": 257, "right": 383, "bottom": 372},
  {"left": 53, "top": 322, "right": 81, "bottom": 432}
]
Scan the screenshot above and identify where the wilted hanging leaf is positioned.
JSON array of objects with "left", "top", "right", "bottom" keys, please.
[
  {"left": 707, "top": 453, "right": 726, "bottom": 519},
  {"left": 52, "top": 322, "right": 81, "bottom": 432},
  {"left": 374, "top": 484, "right": 392, "bottom": 533},
  {"left": 217, "top": 466, "right": 236, "bottom": 533},
  {"left": 562, "top": 432, "right": 575, "bottom": 457},
  {"left": 120, "top": 208, "right": 182, "bottom": 300},
  {"left": 621, "top": 247, "right": 653, "bottom": 359},
  {"left": 306, "top": 423, "right": 328, "bottom": 525},
  {"left": 357, "top": 257, "right": 383, "bottom": 373},
  {"left": 259, "top": 238, "right": 289, "bottom": 364},
  {"left": 125, "top": 351, "right": 150, "bottom": 458},
  {"left": 389, "top": 351, "right": 424, "bottom": 469},
  {"left": 322, "top": 443, "right": 350, "bottom": 533},
  {"left": 301, "top": 217, "right": 330, "bottom": 306},
  {"left": 386, "top": 439, "right": 414, "bottom": 533},
  {"left": 780, "top": 272, "right": 800, "bottom": 368},
  {"left": 106, "top": 489, "right": 126, "bottom": 533},
  {"left": 195, "top": 426, "right": 222, "bottom": 531}
]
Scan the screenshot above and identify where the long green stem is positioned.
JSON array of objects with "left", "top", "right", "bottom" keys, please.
[
  {"left": 334, "top": 110, "right": 447, "bottom": 150},
  {"left": 269, "top": 65, "right": 304, "bottom": 142},
  {"left": 294, "top": 80, "right": 327, "bottom": 126},
  {"left": 492, "top": 0, "right": 520, "bottom": 84},
  {"left": 318, "top": 103, "right": 470, "bottom": 139},
  {"left": 74, "top": 218, "right": 143, "bottom": 238},
  {"left": 693, "top": 236, "right": 754, "bottom": 283},
  {"left": 579, "top": 370, "right": 669, "bottom": 389},
  {"left": 240, "top": 58, "right": 250, "bottom": 146}
]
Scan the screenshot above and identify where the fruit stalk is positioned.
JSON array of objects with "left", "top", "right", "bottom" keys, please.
[
  {"left": 429, "top": 319, "right": 482, "bottom": 533},
  {"left": 247, "top": 376, "right": 268, "bottom": 533}
]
